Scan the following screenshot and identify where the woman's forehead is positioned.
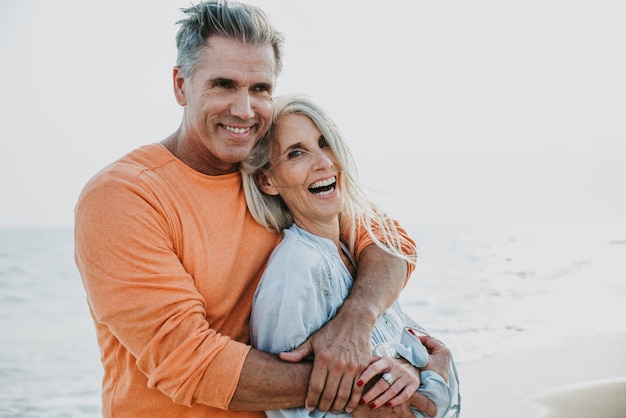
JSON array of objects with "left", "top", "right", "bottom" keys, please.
[{"left": 273, "top": 113, "right": 319, "bottom": 144}]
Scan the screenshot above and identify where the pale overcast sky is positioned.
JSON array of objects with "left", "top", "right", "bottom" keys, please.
[{"left": 1, "top": 0, "right": 624, "bottom": 228}]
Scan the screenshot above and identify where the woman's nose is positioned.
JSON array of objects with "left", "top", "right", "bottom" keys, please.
[{"left": 310, "top": 149, "right": 333, "bottom": 169}]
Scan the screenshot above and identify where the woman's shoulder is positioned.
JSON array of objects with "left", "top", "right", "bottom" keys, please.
[{"left": 270, "top": 225, "right": 328, "bottom": 268}]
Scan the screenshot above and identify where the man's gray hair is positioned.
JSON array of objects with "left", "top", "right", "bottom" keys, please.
[{"left": 175, "top": 0, "right": 285, "bottom": 78}]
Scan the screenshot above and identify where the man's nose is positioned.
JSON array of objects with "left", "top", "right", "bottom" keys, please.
[{"left": 231, "top": 90, "right": 254, "bottom": 119}]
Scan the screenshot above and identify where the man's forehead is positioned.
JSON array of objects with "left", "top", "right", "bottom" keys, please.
[
  {"left": 204, "top": 36, "right": 275, "bottom": 63},
  {"left": 198, "top": 38, "right": 277, "bottom": 81}
]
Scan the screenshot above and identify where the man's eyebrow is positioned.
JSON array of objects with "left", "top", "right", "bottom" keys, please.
[{"left": 209, "top": 77, "right": 234, "bottom": 86}]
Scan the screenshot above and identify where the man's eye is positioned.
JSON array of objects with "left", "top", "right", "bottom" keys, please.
[
  {"left": 214, "top": 80, "right": 233, "bottom": 89},
  {"left": 253, "top": 84, "right": 271, "bottom": 93}
]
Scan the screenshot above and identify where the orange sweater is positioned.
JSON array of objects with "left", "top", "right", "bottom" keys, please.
[
  {"left": 75, "top": 144, "right": 410, "bottom": 417},
  {"left": 75, "top": 144, "right": 412, "bottom": 418},
  {"left": 75, "top": 144, "right": 280, "bottom": 417}
]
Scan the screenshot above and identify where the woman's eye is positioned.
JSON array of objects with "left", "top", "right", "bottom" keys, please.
[{"left": 287, "top": 149, "right": 306, "bottom": 160}]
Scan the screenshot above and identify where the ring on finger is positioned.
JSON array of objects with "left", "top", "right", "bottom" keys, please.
[{"left": 382, "top": 372, "right": 394, "bottom": 386}]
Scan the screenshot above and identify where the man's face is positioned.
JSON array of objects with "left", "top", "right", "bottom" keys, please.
[{"left": 175, "top": 35, "right": 276, "bottom": 175}]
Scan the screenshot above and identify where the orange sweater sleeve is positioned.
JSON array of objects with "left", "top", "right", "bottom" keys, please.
[
  {"left": 352, "top": 216, "right": 417, "bottom": 283},
  {"left": 74, "top": 145, "right": 277, "bottom": 417}
]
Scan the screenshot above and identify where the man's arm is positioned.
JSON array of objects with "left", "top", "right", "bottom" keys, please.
[
  {"left": 231, "top": 349, "right": 428, "bottom": 418},
  {"left": 229, "top": 348, "right": 311, "bottom": 410},
  {"left": 281, "top": 244, "right": 408, "bottom": 413}
]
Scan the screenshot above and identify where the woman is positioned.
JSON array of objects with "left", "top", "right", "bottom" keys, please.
[{"left": 241, "top": 94, "right": 459, "bottom": 417}]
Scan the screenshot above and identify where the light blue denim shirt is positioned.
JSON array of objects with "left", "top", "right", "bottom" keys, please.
[{"left": 250, "top": 224, "right": 455, "bottom": 418}]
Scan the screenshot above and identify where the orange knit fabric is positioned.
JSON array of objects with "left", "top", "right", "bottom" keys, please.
[{"left": 75, "top": 143, "right": 415, "bottom": 417}]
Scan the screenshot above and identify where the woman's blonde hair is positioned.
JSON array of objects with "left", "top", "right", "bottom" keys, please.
[{"left": 241, "top": 93, "right": 416, "bottom": 265}]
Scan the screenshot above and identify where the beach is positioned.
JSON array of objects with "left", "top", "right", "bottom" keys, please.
[
  {"left": 457, "top": 332, "right": 626, "bottom": 417},
  {"left": 398, "top": 216, "right": 626, "bottom": 418},
  {"left": 1, "top": 217, "right": 625, "bottom": 417},
  {"left": 2, "top": 0, "right": 625, "bottom": 416}
]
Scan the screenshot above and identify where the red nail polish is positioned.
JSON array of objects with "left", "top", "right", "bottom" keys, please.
[
  {"left": 408, "top": 328, "right": 416, "bottom": 336},
  {"left": 369, "top": 403, "right": 376, "bottom": 409},
  {"left": 386, "top": 402, "right": 392, "bottom": 407},
  {"left": 357, "top": 380, "right": 364, "bottom": 387},
  {"left": 360, "top": 399, "right": 366, "bottom": 405}
]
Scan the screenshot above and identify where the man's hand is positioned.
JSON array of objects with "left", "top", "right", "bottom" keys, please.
[
  {"left": 352, "top": 384, "right": 437, "bottom": 418},
  {"left": 352, "top": 400, "right": 418, "bottom": 418},
  {"left": 409, "top": 393, "right": 437, "bottom": 418},
  {"left": 280, "top": 304, "right": 373, "bottom": 413}
]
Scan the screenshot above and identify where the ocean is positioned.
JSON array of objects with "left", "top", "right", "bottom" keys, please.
[
  {"left": 0, "top": 229, "right": 101, "bottom": 417},
  {"left": 1, "top": 217, "right": 625, "bottom": 417}
]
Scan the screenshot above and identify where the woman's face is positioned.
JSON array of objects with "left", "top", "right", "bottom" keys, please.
[{"left": 261, "top": 113, "right": 343, "bottom": 231}]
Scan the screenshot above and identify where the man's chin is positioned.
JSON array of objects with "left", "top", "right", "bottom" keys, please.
[{"left": 221, "top": 147, "right": 256, "bottom": 165}]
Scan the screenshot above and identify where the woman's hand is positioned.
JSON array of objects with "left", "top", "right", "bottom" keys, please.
[
  {"left": 418, "top": 334, "right": 451, "bottom": 383},
  {"left": 357, "top": 356, "right": 421, "bottom": 410}
]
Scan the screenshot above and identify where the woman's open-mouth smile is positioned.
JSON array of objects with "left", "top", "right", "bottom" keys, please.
[{"left": 308, "top": 176, "right": 337, "bottom": 196}]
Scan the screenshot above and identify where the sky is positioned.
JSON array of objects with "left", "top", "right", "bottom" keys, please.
[{"left": 1, "top": 0, "right": 625, "bottom": 228}]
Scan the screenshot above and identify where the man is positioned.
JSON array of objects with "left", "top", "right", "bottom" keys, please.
[{"left": 74, "top": 2, "right": 446, "bottom": 417}]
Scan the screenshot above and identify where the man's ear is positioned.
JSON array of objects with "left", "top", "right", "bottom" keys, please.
[
  {"left": 256, "top": 171, "right": 279, "bottom": 196},
  {"left": 173, "top": 67, "right": 187, "bottom": 106}
]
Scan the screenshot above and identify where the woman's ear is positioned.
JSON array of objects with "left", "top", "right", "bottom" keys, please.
[{"left": 256, "top": 171, "right": 279, "bottom": 196}]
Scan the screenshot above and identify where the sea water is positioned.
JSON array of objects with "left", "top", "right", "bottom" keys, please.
[
  {"left": 1, "top": 218, "right": 625, "bottom": 417},
  {"left": 0, "top": 229, "right": 100, "bottom": 417},
  {"left": 399, "top": 217, "right": 626, "bottom": 362}
]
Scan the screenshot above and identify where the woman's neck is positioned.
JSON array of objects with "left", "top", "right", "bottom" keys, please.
[{"left": 294, "top": 218, "right": 340, "bottom": 245}]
